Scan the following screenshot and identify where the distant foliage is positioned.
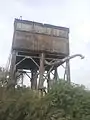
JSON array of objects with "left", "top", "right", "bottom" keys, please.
[
  {"left": 0, "top": 80, "right": 90, "bottom": 120},
  {"left": 0, "top": 67, "right": 8, "bottom": 86}
]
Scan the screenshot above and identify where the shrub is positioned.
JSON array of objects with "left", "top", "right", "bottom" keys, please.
[{"left": 0, "top": 80, "right": 90, "bottom": 120}]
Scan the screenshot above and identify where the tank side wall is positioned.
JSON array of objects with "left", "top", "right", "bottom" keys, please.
[{"left": 12, "top": 31, "right": 69, "bottom": 55}]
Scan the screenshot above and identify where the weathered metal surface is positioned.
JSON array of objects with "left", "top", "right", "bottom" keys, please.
[
  {"left": 15, "top": 22, "right": 68, "bottom": 38},
  {"left": 13, "top": 31, "right": 69, "bottom": 55},
  {"left": 12, "top": 19, "right": 69, "bottom": 57}
]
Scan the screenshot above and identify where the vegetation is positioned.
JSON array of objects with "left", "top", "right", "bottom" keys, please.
[{"left": 0, "top": 80, "right": 90, "bottom": 120}]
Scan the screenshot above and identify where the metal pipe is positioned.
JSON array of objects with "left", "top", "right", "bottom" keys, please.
[
  {"left": 45, "top": 54, "right": 84, "bottom": 66},
  {"left": 62, "top": 54, "right": 84, "bottom": 62}
]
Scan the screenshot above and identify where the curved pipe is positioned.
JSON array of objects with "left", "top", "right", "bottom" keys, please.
[
  {"left": 45, "top": 54, "right": 84, "bottom": 66},
  {"left": 62, "top": 54, "right": 84, "bottom": 63}
]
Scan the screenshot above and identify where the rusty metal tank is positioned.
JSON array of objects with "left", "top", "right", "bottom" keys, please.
[{"left": 12, "top": 19, "right": 69, "bottom": 58}]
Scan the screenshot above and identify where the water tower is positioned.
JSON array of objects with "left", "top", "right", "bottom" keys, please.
[{"left": 9, "top": 18, "right": 70, "bottom": 91}]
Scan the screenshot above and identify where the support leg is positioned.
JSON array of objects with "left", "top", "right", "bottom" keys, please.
[
  {"left": 54, "top": 67, "right": 58, "bottom": 81},
  {"left": 21, "top": 73, "right": 23, "bottom": 87},
  {"left": 47, "top": 71, "right": 50, "bottom": 92},
  {"left": 66, "top": 60, "right": 70, "bottom": 82},
  {"left": 9, "top": 50, "right": 17, "bottom": 88},
  {"left": 38, "top": 53, "right": 45, "bottom": 90},
  {"left": 31, "top": 69, "right": 37, "bottom": 90}
]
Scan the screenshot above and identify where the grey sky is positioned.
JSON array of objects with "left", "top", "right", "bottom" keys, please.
[{"left": 0, "top": 0, "right": 90, "bottom": 87}]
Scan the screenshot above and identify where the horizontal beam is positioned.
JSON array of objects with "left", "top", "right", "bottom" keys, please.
[{"left": 17, "top": 54, "right": 61, "bottom": 60}]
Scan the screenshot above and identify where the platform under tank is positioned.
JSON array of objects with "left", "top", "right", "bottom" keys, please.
[{"left": 12, "top": 19, "right": 69, "bottom": 59}]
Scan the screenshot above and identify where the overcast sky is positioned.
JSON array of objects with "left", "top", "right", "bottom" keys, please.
[{"left": 0, "top": 0, "right": 90, "bottom": 87}]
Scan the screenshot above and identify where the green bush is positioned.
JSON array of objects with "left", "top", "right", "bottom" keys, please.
[{"left": 0, "top": 80, "right": 90, "bottom": 120}]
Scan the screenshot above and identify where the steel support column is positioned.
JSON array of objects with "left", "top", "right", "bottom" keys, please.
[
  {"left": 54, "top": 67, "right": 58, "bottom": 81},
  {"left": 21, "top": 73, "right": 24, "bottom": 87},
  {"left": 47, "top": 71, "right": 50, "bottom": 92},
  {"left": 66, "top": 60, "right": 70, "bottom": 82},
  {"left": 38, "top": 53, "right": 45, "bottom": 90},
  {"left": 31, "top": 69, "right": 38, "bottom": 90},
  {"left": 9, "top": 50, "right": 17, "bottom": 87}
]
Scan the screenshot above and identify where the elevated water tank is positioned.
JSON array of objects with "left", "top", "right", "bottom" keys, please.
[{"left": 12, "top": 19, "right": 69, "bottom": 58}]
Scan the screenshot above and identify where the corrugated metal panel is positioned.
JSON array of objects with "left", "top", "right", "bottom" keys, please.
[
  {"left": 34, "top": 24, "right": 46, "bottom": 33},
  {"left": 46, "top": 27, "right": 52, "bottom": 35},
  {"left": 16, "top": 23, "right": 32, "bottom": 31},
  {"left": 15, "top": 22, "right": 68, "bottom": 38}
]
